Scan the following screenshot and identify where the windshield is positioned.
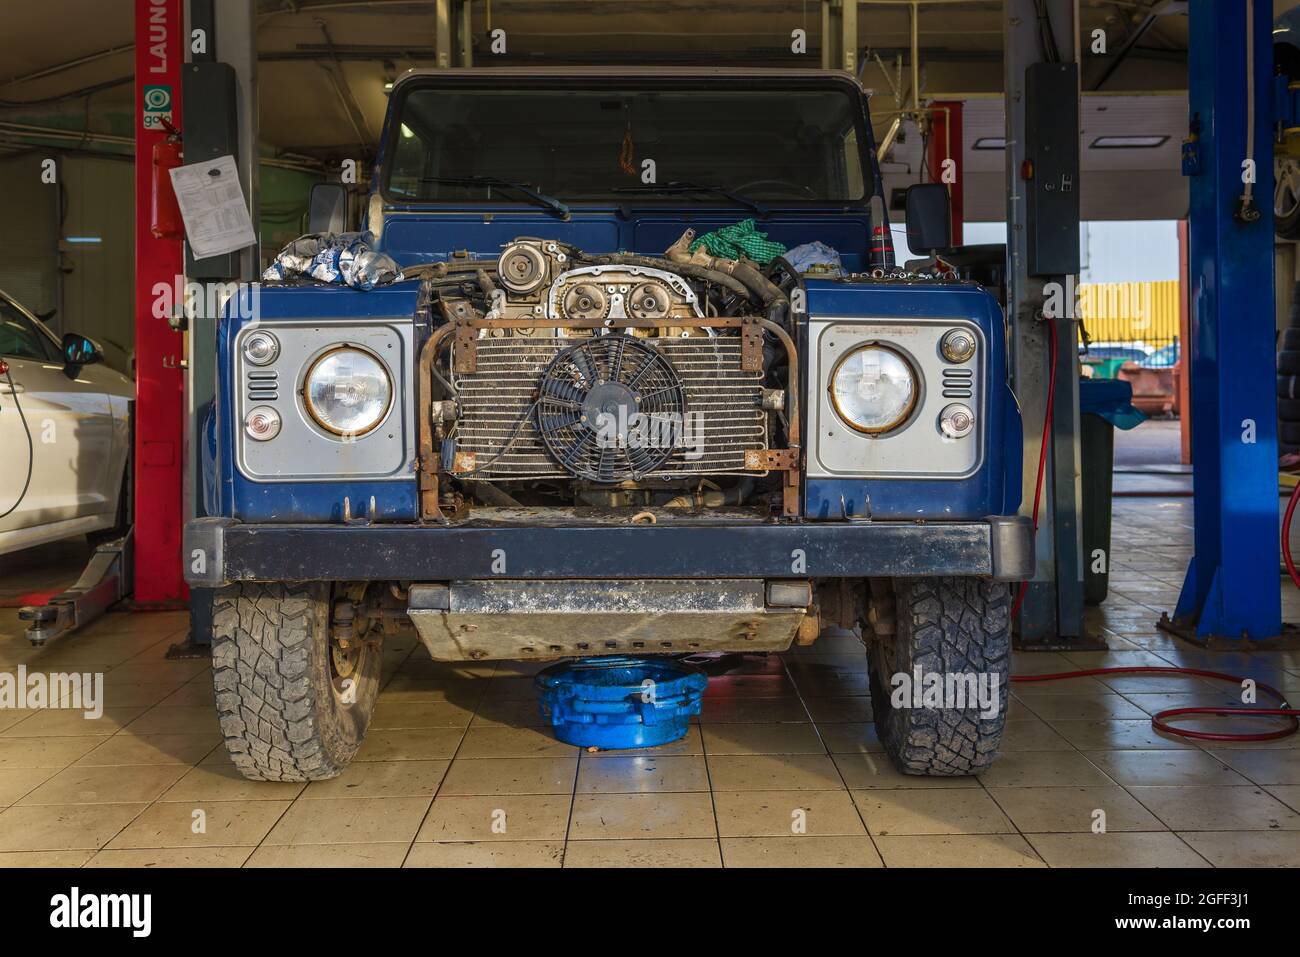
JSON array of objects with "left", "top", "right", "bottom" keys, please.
[{"left": 385, "top": 83, "right": 869, "bottom": 205}]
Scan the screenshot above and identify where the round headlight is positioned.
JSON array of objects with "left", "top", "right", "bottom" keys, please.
[
  {"left": 829, "top": 345, "right": 917, "bottom": 434},
  {"left": 940, "top": 328, "right": 977, "bottom": 363},
  {"left": 243, "top": 331, "right": 280, "bottom": 366},
  {"left": 303, "top": 347, "right": 393, "bottom": 437}
]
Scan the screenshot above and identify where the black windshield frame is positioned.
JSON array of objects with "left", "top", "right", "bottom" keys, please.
[{"left": 379, "top": 73, "right": 882, "bottom": 210}]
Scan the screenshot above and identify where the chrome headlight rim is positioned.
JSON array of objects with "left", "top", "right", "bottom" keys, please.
[
  {"left": 242, "top": 330, "right": 280, "bottom": 366},
  {"left": 827, "top": 342, "right": 920, "bottom": 436},
  {"left": 302, "top": 344, "right": 395, "bottom": 438}
]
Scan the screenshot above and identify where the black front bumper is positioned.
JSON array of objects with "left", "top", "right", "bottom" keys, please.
[{"left": 183, "top": 515, "right": 1034, "bottom": 587}]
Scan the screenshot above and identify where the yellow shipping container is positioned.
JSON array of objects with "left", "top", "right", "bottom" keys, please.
[{"left": 1076, "top": 280, "right": 1181, "bottom": 344}]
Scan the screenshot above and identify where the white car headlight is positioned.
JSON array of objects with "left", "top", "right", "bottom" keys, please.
[
  {"left": 829, "top": 344, "right": 917, "bottom": 434},
  {"left": 304, "top": 346, "right": 393, "bottom": 437}
]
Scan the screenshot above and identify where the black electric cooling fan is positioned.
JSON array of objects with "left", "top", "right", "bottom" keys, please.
[{"left": 534, "top": 334, "right": 687, "bottom": 482}]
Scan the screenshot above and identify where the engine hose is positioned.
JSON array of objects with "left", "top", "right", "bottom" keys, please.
[
  {"left": 1010, "top": 318, "right": 1058, "bottom": 620},
  {"left": 1011, "top": 667, "right": 1297, "bottom": 743}
]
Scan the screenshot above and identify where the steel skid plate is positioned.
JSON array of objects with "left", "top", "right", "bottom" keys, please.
[{"left": 407, "top": 579, "right": 806, "bottom": 662}]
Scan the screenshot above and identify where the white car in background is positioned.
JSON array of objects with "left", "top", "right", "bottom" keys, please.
[{"left": 0, "top": 288, "right": 132, "bottom": 557}]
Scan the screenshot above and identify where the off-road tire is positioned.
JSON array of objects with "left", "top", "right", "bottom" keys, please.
[
  {"left": 867, "top": 577, "right": 1011, "bottom": 776},
  {"left": 211, "top": 582, "right": 380, "bottom": 781}
]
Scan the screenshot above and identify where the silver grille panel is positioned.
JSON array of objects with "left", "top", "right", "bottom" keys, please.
[{"left": 453, "top": 336, "right": 766, "bottom": 480}]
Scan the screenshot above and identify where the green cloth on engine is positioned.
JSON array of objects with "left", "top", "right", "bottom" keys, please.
[{"left": 689, "top": 219, "right": 787, "bottom": 265}]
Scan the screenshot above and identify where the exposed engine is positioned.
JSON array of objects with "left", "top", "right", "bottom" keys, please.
[{"left": 413, "top": 233, "right": 800, "bottom": 519}]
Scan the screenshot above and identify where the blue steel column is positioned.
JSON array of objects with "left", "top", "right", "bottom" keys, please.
[{"left": 1174, "top": 0, "right": 1281, "bottom": 640}]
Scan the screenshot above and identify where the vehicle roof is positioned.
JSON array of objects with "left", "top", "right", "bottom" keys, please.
[{"left": 392, "top": 66, "right": 867, "bottom": 92}]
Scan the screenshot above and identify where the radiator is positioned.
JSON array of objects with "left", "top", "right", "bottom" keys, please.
[{"left": 451, "top": 335, "right": 766, "bottom": 480}]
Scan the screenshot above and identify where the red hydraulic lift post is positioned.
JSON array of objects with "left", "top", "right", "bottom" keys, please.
[
  {"left": 926, "top": 100, "right": 964, "bottom": 245},
  {"left": 133, "top": 0, "right": 187, "bottom": 605}
]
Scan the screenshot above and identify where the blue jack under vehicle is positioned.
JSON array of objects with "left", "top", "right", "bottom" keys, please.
[{"left": 184, "top": 68, "right": 1031, "bottom": 782}]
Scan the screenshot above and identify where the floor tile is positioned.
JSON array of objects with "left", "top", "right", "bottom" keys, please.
[
  {"left": 851, "top": 788, "right": 1013, "bottom": 836},
  {"left": 568, "top": 792, "right": 717, "bottom": 840},
  {"left": 1176, "top": 830, "right": 1300, "bottom": 866},
  {"left": 873, "top": 833, "right": 1045, "bottom": 868},
  {"left": 159, "top": 762, "right": 306, "bottom": 803},
  {"left": 1046, "top": 719, "right": 1195, "bottom": 751},
  {"left": 1204, "top": 748, "right": 1300, "bottom": 786},
  {"left": 575, "top": 755, "right": 707, "bottom": 793},
  {"left": 814, "top": 722, "right": 886, "bottom": 755},
  {"left": 75, "top": 733, "right": 219, "bottom": 767},
  {"left": 0, "top": 767, "right": 57, "bottom": 805},
  {"left": 580, "top": 726, "right": 704, "bottom": 758},
  {"left": 0, "top": 803, "right": 145, "bottom": 851},
  {"left": 721, "top": 835, "right": 882, "bottom": 867},
  {"left": 86, "top": 846, "right": 253, "bottom": 868},
  {"left": 300, "top": 760, "right": 449, "bottom": 800},
  {"left": 106, "top": 800, "right": 289, "bottom": 849},
  {"left": 562, "top": 838, "right": 721, "bottom": 868},
  {"left": 1085, "top": 749, "right": 1249, "bottom": 787},
  {"left": 986, "top": 785, "right": 1166, "bottom": 833},
  {"left": 1019, "top": 694, "right": 1147, "bottom": 721},
  {"left": 699, "top": 697, "right": 810, "bottom": 723},
  {"left": 369, "top": 701, "right": 477, "bottom": 730},
  {"left": 354, "top": 728, "right": 464, "bottom": 762},
  {"left": 713, "top": 789, "right": 866, "bottom": 837},
  {"left": 700, "top": 722, "right": 827, "bottom": 755},
  {"left": 263, "top": 796, "right": 430, "bottom": 845},
  {"left": 1128, "top": 786, "right": 1300, "bottom": 831},
  {"left": 416, "top": 794, "right": 571, "bottom": 842},
  {"left": 405, "top": 840, "right": 564, "bottom": 868},
  {"left": 976, "top": 751, "right": 1115, "bottom": 788},
  {"left": 19, "top": 764, "right": 187, "bottom": 806},
  {"left": 706, "top": 754, "right": 843, "bottom": 791},
  {"left": 454, "top": 726, "right": 576, "bottom": 759},
  {"left": 245, "top": 842, "right": 409, "bottom": 867},
  {"left": 833, "top": 753, "right": 981, "bottom": 789},
  {"left": 1025, "top": 832, "right": 1208, "bottom": 868},
  {"left": 0, "top": 850, "right": 96, "bottom": 867},
  {"left": 442, "top": 757, "right": 578, "bottom": 795}
]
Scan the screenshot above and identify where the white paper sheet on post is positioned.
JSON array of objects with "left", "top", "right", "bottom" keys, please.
[{"left": 169, "top": 155, "right": 257, "bottom": 259}]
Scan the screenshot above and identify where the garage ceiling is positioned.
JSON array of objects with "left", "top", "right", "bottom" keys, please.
[
  {"left": 0, "top": 0, "right": 1268, "bottom": 220},
  {"left": 4, "top": 1, "right": 1194, "bottom": 153}
]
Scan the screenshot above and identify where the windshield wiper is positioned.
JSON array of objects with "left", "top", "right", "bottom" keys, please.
[
  {"left": 418, "top": 175, "right": 570, "bottom": 220},
  {"left": 612, "top": 181, "right": 769, "bottom": 218}
]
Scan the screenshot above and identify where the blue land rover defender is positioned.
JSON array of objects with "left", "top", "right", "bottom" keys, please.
[{"left": 185, "top": 68, "right": 1031, "bottom": 781}]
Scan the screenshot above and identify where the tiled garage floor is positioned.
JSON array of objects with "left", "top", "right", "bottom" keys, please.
[{"left": 1, "top": 496, "right": 1299, "bottom": 867}]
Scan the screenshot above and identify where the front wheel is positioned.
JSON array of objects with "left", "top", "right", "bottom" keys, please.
[
  {"left": 211, "top": 582, "right": 381, "bottom": 781},
  {"left": 867, "top": 577, "right": 1011, "bottom": 776}
]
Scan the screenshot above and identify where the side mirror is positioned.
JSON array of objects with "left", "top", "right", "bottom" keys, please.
[
  {"left": 904, "top": 183, "right": 952, "bottom": 255},
  {"left": 62, "top": 333, "right": 103, "bottom": 367},
  {"left": 307, "top": 183, "right": 350, "bottom": 235}
]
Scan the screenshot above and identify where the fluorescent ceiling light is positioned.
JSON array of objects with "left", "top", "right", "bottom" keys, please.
[
  {"left": 400, "top": 124, "right": 415, "bottom": 139},
  {"left": 1090, "top": 135, "right": 1169, "bottom": 149},
  {"left": 972, "top": 137, "right": 1006, "bottom": 150}
]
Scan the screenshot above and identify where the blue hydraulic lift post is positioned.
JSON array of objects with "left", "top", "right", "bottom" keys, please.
[{"left": 1174, "top": 0, "right": 1281, "bottom": 641}]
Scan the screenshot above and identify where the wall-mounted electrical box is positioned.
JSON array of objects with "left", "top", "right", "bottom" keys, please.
[{"left": 1024, "top": 62, "right": 1080, "bottom": 277}]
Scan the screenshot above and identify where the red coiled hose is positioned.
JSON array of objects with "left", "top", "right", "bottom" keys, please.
[{"left": 1005, "top": 320, "right": 1298, "bottom": 742}]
